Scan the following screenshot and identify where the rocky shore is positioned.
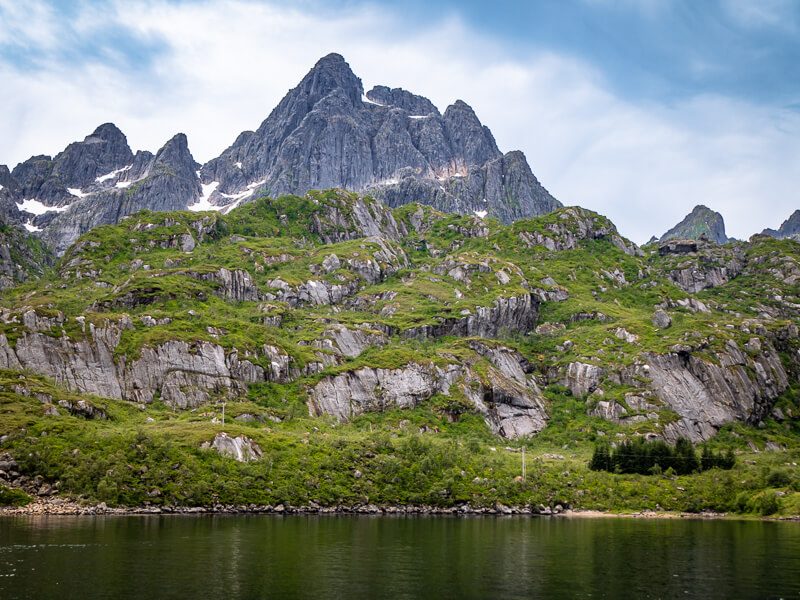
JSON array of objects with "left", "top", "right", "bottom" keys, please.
[{"left": 4, "top": 497, "right": 796, "bottom": 520}]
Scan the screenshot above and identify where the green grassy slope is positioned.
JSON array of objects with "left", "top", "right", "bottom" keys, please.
[{"left": 0, "top": 189, "right": 798, "bottom": 514}]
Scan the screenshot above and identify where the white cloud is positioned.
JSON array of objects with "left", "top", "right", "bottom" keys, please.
[
  {"left": 721, "top": 0, "right": 798, "bottom": 31},
  {"left": 0, "top": 0, "right": 797, "bottom": 244},
  {"left": 579, "top": 0, "right": 671, "bottom": 19}
]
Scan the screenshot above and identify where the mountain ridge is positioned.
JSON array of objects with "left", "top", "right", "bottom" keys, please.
[{"left": 0, "top": 53, "right": 562, "bottom": 255}]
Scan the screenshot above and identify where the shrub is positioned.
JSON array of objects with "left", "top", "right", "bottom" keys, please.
[
  {"left": 766, "top": 469, "right": 792, "bottom": 488},
  {"left": 0, "top": 486, "right": 32, "bottom": 507}
]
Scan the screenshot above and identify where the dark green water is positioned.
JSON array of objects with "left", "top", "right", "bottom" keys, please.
[{"left": 1, "top": 515, "right": 799, "bottom": 599}]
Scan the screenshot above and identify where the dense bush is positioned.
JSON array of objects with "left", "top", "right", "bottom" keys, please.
[{"left": 589, "top": 437, "right": 735, "bottom": 475}]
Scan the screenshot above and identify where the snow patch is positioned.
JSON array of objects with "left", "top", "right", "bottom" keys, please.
[
  {"left": 473, "top": 210, "right": 488, "bottom": 219},
  {"left": 189, "top": 181, "right": 221, "bottom": 212},
  {"left": 23, "top": 221, "right": 41, "bottom": 233},
  {"left": 361, "top": 93, "right": 385, "bottom": 107},
  {"left": 17, "top": 198, "right": 69, "bottom": 215},
  {"left": 0, "top": 184, "right": 4, "bottom": 191},
  {"left": 95, "top": 165, "right": 131, "bottom": 183},
  {"left": 235, "top": 162, "right": 242, "bottom": 169},
  {"left": 408, "top": 115, "right": 427, "bottom": 119},
  {"left": 67, "top": 188, "right": 89, "bottom": 198},
  {"left": 219, "top": 179, "right": 267, "bottom": 214},
  {"left": 115, "top": 182, "right": 132, "bottom": 189}
]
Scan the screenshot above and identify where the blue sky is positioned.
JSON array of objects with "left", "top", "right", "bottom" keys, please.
[{"left": 0, "top": 0, "right": 798, "bottom": 242}]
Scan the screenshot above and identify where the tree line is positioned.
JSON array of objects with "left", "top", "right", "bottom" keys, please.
[{"left": 589, "top": 437, "right": 735, "bottom": 475}]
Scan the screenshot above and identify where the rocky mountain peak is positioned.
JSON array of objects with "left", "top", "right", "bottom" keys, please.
[
  {"left": 52, "top": 122, "right": 134, "bottom": 189},
  {"left": 658, "top": 204, "right": 728, "bottom": 244},
  {"left": 86, "top": 122, "right": 127, "bottom": 144},
  {"left": 296, "top": 52, "right": 364, "bottom": 110},
  {"left": 761, "top": 209, "right": 800, "bottom": 241},
  {"left": 366, "top": 85, "right": 439, "bottom": 116},
  {"left": 153, "top": 133, "right": 199, "bottom": 182},
  {"left": 0, "top": 165, "right": 16, "bottom": 190},
  {"left": 442, "top": 99, "right": 501, "bottom": 167}
]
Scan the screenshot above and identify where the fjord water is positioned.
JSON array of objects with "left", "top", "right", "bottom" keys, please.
[{"left": 1, "top": 515, "right": 799, "bottom": 599}]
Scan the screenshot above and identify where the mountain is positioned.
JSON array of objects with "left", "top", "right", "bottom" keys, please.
[
  {"left": 761, "top": 210, "right": 800, "bottom": 241},
  {"left": 0, "top": 125, "right": 201, "bottom": 255},
  {"left": 199, "top": 53, "right": 560, "bottom": 222},
  {"left": 657, "top": 205, "right": 728, "bottom": 244},
  {"left": 0, "top": 53, "right": 560, "bottom": 255}
]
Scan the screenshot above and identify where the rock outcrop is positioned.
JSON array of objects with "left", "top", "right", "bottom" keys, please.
[
  {"left": 761, "top": 210, "right": 800, "bottom": 241},
  {"left": 515, "top": 207, "right": 643, "bottom": 256},
  {"left": 308, "top": 344, "right": 548, "bottom": 439},
  {"left": 645, "top": 339, "right": 790, "bottom": 442},
  {"left": 0, "top": 318, "right": 294, "bottom": 409},
  {"left": 202, "top": 433, "right": 262, "bottom": 462},
  {"left": 658, "top": 205, "right": 728, "bottom": 244},
  {"left": 403, "top": 294, "right": 539, "bottom": 339}
]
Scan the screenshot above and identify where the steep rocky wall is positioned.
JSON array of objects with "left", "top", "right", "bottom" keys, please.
[
  {"left": 645, "top": 340, "right": 790, "bottom": 443},
  {"left": 0, "top": 317, "right": 292, "bottom": 409},
  {"left": 307, "top": 345, "right": 548, "bottom": 439}
]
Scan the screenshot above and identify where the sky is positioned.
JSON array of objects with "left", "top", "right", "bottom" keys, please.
[{"left": 0, "top": 0, "right": 798, "bottom": 243}]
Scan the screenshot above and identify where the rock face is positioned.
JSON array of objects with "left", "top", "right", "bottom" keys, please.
[
  {"left": 308, "top": 344, "right": 548, "bottom": 439},
  {"left": 203, "top": 433, "right": 262, "bottom": 462},
  {"left": 2, "top": 55, "right": 561, "bottom": 254},
  {"left": 39, "top": 133, "right": 201, "bottom": 255},
  {"left": 0, "top": 318, "right": 292, "bottom": 409},
  {"left": 562, "top": 362, "right": 605, "bottom": 397},
  {"left": 658, "top": 205, "right": 728, "bottom": 244},
  {"left": 762, "top": 210, "right": 800, "bottom": 241},
  {"left": 645, "top": 339, "right": 790, "bottom": 443},
  {"left": 199, "top": 53, "right": 560, "bottom": 224},
  {"left": 403, "top": 294, "right": 539, "bottom": 339},
  {"left": 656, "top": 238, "right": 744, "bottom": 293}
]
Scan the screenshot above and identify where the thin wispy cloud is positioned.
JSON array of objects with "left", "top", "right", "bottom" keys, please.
[{"left": 0, "top": 0, "right": 797, "bottom": 243}]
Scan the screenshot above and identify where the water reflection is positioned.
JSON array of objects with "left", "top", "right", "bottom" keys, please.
[{"left": 0, "top": 515, "right": 798, "bottom": 599}]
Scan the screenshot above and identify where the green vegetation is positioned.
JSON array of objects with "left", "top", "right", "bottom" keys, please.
[
  {"left": 589, "top": 437, "right": 735, "bottom": 475},
  {"left": 0, "top": 189, "right": 798, "bottom": 516}
]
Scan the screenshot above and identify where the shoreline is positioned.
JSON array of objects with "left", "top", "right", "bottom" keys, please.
[{"left": 2, "top": 497, "right": 798, "bottom": 521}]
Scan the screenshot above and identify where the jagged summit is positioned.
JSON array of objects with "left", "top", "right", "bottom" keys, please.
[
  {"left": 4, "top": 54, "right": 561, "bottom": 252},
  {"left": 365, "top": 85, "right": 439, "bottom": 115},
  {"left": 198, "top": 53, "right": 560, "bottom": 223},
  {"left": 762, "top": 210, "right": 800, "bottom": 241},
  {"left": 658, "top": 204, "right": 728, "bottom": 244}
]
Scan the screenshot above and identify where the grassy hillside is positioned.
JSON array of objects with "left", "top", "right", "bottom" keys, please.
[{"left": 0, "top": 189, "right": 798, "bottom": 515}]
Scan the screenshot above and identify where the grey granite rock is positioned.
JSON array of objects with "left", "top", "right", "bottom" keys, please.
[{"left": 200, "top": 53, "right": 561, "bottom": 222}]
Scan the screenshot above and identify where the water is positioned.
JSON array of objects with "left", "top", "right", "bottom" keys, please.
[{"left": 1, "top": 515, "right": 798, "bottom": 599}]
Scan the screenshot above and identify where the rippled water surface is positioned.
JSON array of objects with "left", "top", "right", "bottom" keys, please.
[{"left": 1, "top": 515, "right": 799, "bottom": 599}]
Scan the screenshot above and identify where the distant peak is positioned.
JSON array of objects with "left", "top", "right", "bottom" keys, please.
[
  {"left": 659, "top": 205, "right": 727, "bottom": 244},
  {"left": 297, "top": 53, "right": 363, "bottom": 108},
  {"left": 450, "top": 99, "right": 474, "bottom": 111},
  {"left": 85, "top": 123, "right": 127, "bottom": 144},
  {"left": 316, "top": 52, "right": 346, "bottom": 66}
]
